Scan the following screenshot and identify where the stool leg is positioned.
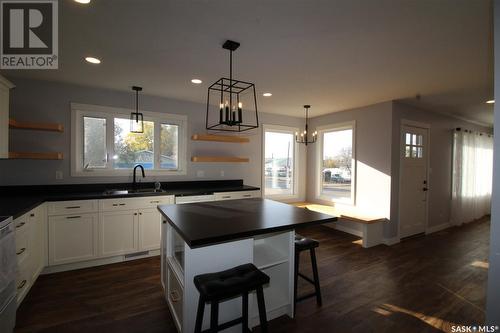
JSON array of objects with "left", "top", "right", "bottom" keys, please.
[
  {"left": 256, "top": 286, "right": 268, "bottom": 333},
  {"left": 310, "top": 248, "right": 322, "bottom": 306},
  {"left": 242, "top": 292, "right": 248, "bottom": 333},
  {"left": 210, "top": 300, "right": 219, "bottom": 332},
  {"left": 294, "top": 249, "right": 299, "bottom": 316},
  {"left": 194, "top": 296, "right": 205, "bottom": 333}
]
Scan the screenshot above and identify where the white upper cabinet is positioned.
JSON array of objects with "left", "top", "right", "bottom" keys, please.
[{"left": 0, "top": 75, "right": 15, "bottom": 159}]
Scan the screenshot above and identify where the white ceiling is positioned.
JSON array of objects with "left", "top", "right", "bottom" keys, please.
[{"left": 2, "top": 0, "right": 494, "bottom": 125}]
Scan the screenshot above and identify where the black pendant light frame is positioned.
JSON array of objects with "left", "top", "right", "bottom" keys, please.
[
  {"left": 206, "top": 40, "right": 259, "bottom": 132},
  {"left": 130, "top": 86, "right": 144, "bottom": 133},
  {"left": 296, "top": 105, "right": 317, "bottom": 146}
]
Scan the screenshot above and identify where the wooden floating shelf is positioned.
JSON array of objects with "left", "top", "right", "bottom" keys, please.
[
  {"left": 9, "top": 152, "right": 64, "bottom": 160},
  {"left": 9, "top": 119, "right": 64, "bottom": 132},
  {"left": 191, "top": 156, "right": 249, "bottom": 163},
  {"left": 191, "top": 134, "right": 249, "bottom": 143}
]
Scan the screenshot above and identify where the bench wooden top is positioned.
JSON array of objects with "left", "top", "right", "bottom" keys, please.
[{"left": 290, "top": 202, "right": 388, "bottom": 225}]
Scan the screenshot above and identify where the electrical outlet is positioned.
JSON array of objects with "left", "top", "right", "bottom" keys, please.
[
  {"left": 220, "top": 170, "right": 225, "bottom": 177},
  {"left": 55, "top": 170, "right": 63, "bottom": 180},
  {"left": 197, "top": 170, "right": 205, "bottom": 178}
]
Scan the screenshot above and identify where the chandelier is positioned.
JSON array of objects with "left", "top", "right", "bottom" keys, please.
[
  {"left": 296, "top": 105, "right": 317, "bottom": 145},
  {"left": 205, "top": 40, "right": 259, "bottom": 132}
]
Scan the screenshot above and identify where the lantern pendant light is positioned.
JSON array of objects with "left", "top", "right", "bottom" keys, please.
[
  {"left": 295, "top": 105, "right": 317, "bottom": 146},
  {"left": 130, "top": 86, "right": 144, "bottom": 133},
  {"left": 205, "top": 40, "right": 259, "bottom": 132}
]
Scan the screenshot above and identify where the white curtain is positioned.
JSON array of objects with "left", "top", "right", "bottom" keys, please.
[{"left": 451, "top": 129, "right": 493, "bottom": 225}]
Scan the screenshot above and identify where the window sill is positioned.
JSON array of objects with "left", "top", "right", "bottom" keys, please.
[
  {"left": 71, "top": 169, "right": 187, "bottom": 177},
  {"left": 316, "top": 195, "right": 354, "bottom": 206}
]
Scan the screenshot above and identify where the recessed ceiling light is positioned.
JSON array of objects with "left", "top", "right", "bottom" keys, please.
[
  {"left": 85, "top": 56, "right": 101, "bottom": 64},
  {"left": 486, "top": 99, "right": 495, "bottom": 104},
  {"left": 191, "top": 79, "right": 202, "bottom": 84},
  {"left": 75, "top": 0, "right": 91, "bottom": 4},
  {"left": 263, "top": 93, "right": 272, "bottom": 97}
]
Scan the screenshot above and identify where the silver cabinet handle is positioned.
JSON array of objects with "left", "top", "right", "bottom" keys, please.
[
  {"left": 16, "top": 248, "right": 26, "bottom": 255},
  {"left": 66, "top": 216, "right": 81, "bottom": 219},
  {"left": 242, "top": 194, "right": 252, "bottom": 197},
  {"left": 30, "top": 213, "right": 35, "bottom": 217},
  {"left": 17, "top": 280, "right": 27, "bottom": 290},
  {"left": 170, "top": 290, "right": 181, "bottom": 302},
  {"left": 222, "top": 196, "right": 231, "bottom": 199},
  {"left": 150, "top": 200, "right": 160, "bottom": 204},
  {"left": 65, "top": 206, "right": 81, "bottom": 209},
  {"left": 16, "top": 222, "right": 25, "bottom": 229}
]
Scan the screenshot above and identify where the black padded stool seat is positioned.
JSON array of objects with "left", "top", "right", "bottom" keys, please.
[
  {"left": 194, "top": 263, "right": 270, "bottom": 300},
  {"left": 294, "top": 234, "right": 322, "bottom": 315},
  {"left": 194, "top": 263, "right": 270, "bottom": 333},
  {"left": 295, "top": 234, "right": 319, "bottom": 251}
]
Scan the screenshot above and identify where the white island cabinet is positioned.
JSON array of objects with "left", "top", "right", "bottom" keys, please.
[{"left": 159, "top": 198, "right": 335, "bottom": 333}]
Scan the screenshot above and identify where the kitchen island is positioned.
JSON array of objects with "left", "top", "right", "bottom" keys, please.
[{"left": 158, "top": 198, "right": 337, "bottom": 332}]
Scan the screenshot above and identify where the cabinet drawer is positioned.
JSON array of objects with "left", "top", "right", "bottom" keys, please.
[
  {"left": 214, "top": 190, "right": 260, "bottom": 201},
  {"left": 48, "top": 200, "right": 98, "bottom": 216},
  {"left": 15, "top": 227, "right": 29, "bottom": 266},
  {"left": 14, "top": 215, "right": 29, "bottom": 233},
  {"left": 16, "top": 265, "right": 31, "bottom": 305},
  {"left": 132, "top": 195, "right": 175, "bottom": 209},
  {"left": 167, "top": 265, "right": 183, "bottom": 330}
]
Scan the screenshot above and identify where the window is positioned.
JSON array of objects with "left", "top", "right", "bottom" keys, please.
[
  {"left": 72, "top": 103, "right": 187, "bottom": 176},
  {"left": 317, "top": 122, "right": 355, "bottom": 203},
  {"left": 404, "top": 132, "right": 423, "bottom": 159},
  {"left": 263, "top": 125, "right": 299, "bottom": 199}
]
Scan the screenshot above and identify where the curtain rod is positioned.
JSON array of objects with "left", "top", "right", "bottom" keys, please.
[{"left": 455, "top": 127, "right": 493, "bottom": 137}]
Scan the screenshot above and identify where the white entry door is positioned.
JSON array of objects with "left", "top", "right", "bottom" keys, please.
[{"left": 399, "top": 125, "right": 429, "bottom": 238}]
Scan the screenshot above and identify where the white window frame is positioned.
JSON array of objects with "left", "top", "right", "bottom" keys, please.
[
  {"left": 71, "top": 103, "right": 187, "bottom": 177},
  {"left": 316, "top": 121, "right": 356, "bottom": 205},
  {"left": 262, "top": 124, "right": 300, "bottom": 200}
]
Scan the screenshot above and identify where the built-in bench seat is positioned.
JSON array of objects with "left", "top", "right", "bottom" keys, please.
[{"left": 290, "top": 202, "right": 388, "bottom": 248}]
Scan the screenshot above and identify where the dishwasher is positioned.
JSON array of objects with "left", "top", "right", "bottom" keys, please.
[
  {"left": 0, "top": 216, "right": 16, "bottom": 333},
  {"left": 174, "top": 194, "right": 215, "bottom": 205}
]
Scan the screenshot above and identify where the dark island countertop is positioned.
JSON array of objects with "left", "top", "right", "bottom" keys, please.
[
  {"left": 158, "top": 198, "right": 337, "bottom": 248},
  {"left": 0, "top": 180, "right": 259, "bottom": 219}
]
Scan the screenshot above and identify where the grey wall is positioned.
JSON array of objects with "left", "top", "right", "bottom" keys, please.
[
  {"left": 306, "top": 101, "right": 394, "bottom": 236},
  {"left": 0, "top": 78, "right": 307, "bottom": 200},
  {"left": 391, "top": 102, "right": 492, "bottom": 238},
  {"left": 486, "top": 0, "right": 500, "bottom": 323}
]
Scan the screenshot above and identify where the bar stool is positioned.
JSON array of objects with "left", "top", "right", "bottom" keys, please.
[
  {"left": 193, "top": 263, "right": 270, "bottom": 333},
  {"left": 294, "top": 234, "right": 322, "bottom": 313}
]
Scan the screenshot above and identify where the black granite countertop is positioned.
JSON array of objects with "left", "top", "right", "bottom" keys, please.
[
  {"left": 0, "top": 180, "right": 259, "bottom": 219},
  {"left": 158, "top": 198, "right": 337, "bottom": 248}
]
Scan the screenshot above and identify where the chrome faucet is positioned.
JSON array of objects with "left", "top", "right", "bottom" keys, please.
[{"left": 133, "top": 165, "right": 145, "bottom": 190}]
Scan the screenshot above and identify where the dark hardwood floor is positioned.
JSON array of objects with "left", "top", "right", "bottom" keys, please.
[{"left": 15, "top": 219, "right": 489, "bottom": 333}]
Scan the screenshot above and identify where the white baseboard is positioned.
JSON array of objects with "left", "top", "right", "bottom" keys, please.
[
  {"left": 42, "top": 250, "right": 160, "bottom": 274},
  {"left": 382, "top": 237, "right": 400, "bottom": 246},
  {"left": 426, "top": 223, "right": 451, "bottom": 234}
]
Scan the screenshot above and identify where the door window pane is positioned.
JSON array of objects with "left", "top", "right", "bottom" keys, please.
[
  {"left": 264, "top": 131, "right": 294, "bottom": 196},
  {"left": 160, "top": 124, "right": 179, "bottom": 170},
  {"left": 113, "top": 118, "right": 154, "bottom": 169},
  {"left": 321, "top": 129, "right": 353, "bottom": 201},
  {"left": 83, "top": 117, "right": 107, "bottom": 169}
]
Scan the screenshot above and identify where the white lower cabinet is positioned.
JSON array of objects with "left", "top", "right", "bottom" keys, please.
[
  {"left": 14, "top": 204, "right": 47, "bottom": 306},
  {"left": 48, "top": 213, "right": 98, "bottom": 265},
  {"left": 99, "top": 210, "right": 138, "bottom": 256},
  {"left": 138, "top": 208, "right": 162, "bottom": 251}
]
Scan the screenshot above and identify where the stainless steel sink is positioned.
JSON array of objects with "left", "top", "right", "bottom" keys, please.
[{"left": 103, "top": 188, "right": 165, "bottom": 196}]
